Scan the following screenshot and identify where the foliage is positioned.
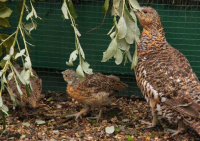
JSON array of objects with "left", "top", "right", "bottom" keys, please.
[
  {"left": 61, "top": 0, "right": 93, "bottom": 80},
  {"left": 102, "top": 0, "right": 141, "bottom": 69},
  {"left": 0, "top": 0, "right": 40, "bottom": 116}
]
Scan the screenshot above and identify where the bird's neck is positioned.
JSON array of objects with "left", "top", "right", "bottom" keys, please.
[
  {"left": 138, "top": 26, "right": 168, "bottom": 55},
  {"left": 68, "top": 78, "right": 79, "bottom": 86}
]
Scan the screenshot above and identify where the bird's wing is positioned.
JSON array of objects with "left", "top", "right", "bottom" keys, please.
[
  {"left": 140, "top": 47, "right": 200, "bottom": 118},
  {"left": 82, "top": 73, "right": 127, "bottom": 92}
]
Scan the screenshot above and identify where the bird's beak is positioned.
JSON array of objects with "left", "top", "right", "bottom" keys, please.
[
  {"left": 133, "top": 8, "right": 142, "bottom": 17},
  {"left": 133, "top": 7, "right": 146, "bottom": 15},
  {"left": 61, "top": 71, "right": 65, "bottom": 74}
]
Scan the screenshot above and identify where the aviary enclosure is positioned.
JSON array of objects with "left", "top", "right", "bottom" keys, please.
[
  {"left": 3, "top": 0, "right": 200, "bottom": 95},
  {"left": 0, "top": 0, "right": 200, "bottom": 140}
]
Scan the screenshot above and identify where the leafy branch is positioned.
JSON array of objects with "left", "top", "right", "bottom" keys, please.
[
  {"left": 61, "top": 0, "right": 93, "bottom": 80},
  {"left": 101, "top": 0, "right": 141, "bottom": 69},
  {"left": 0, "top": 0, "right": 40, "bottom": 115}
]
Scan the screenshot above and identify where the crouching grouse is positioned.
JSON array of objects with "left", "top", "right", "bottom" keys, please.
[{"left": 134, "top": 6, "right": 200, "bottom": 135}]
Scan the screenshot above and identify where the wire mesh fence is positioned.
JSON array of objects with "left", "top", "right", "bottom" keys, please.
[{"left": 3, "top": 0, "right": 200, "bottom": 96}]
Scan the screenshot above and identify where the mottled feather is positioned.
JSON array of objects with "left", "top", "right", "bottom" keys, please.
[
  {"left": 7, "top": 63, "right": 42, "bottom": 111},
  {"left": 135, "top": 6, "right": 200, "bottom": 135}
]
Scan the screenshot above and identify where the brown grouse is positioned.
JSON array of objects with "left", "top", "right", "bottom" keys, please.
[
  {"left": 62, "top": 70, "right": 127, "bottom": 121},
  {"left": 7, "top": 63, "right": 42, "bottom": 113},
  {"left": 134, "top": 7, "right": 200, "bottom": 135}
]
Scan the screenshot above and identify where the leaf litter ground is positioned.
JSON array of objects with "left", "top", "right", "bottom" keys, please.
[{"left": 0, "top": 92, "right": 199, "bottom": 141}]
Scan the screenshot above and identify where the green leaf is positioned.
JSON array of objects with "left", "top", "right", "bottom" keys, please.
[
  {"left": 113, "top": 0, "right": 120, "bottom": 7},
  {"left": 0, "top": 18, "right": 11, "bottom": 27},
  {"left": 0, "top": 36, "right": 17, "bottom": 56},
  {"left": 15, "top": 49, "right": 25, "bottom": 59},
  {"left": 24, "top": 22, "right": 37, "bottom": 33},
  {"left": 0, "top": 96, "right": 2, "bottom": 107},
  {"left": 3, "top": 54, "right": 10, "bottom": 60},
  {"left": 110, "top": 31, "right": 116, "bottom": 39},
  {"left": 61, "top": 0, "right": 69, "bottom": 19},
  {"left": 78, "top": 43, "right": 84, "bottom": 58},
  {"left": 2, "top": 104, "right": 8, "bottom": 112},
  {"left": 13, "top": 66, "right": 26, "bottom": 85},
  {"left": 22, "top": 122, "right": 30, "bottom": 127},
  {"left": 102, "top": 0, "right": 109, "bottom": 13},
  {"left": 17, "top": 84, "right": 23, "bottom": 95},
  {"left": 7, "top": 72, "right": 13, "bottom": 80},
  {"left": 130, "top": 10, "right": 137, "bottom": 23},
  {"left": 126, "top": 50, "right": 132, "bottom": 62},
  {"left": 74, "top": 26, "right": 81, "bottom": 37},
  {"left": 124, "top": 9, "right": 137, "bottom": 36},
  {"left": 21, "top": 70, "right": 31, "bottom": 84},
  {"left": 117, "top": 17, "right": 127, "bottom": 39},
  {"left": 111, "top": 0, "right": 123, "bottom": 16},
  {"left": 114, "top": 49, "right": 123, "bottom": 65},
  {"left": 124, "top": 5, "right": 135, "bottom": 23},
  {"left": 35, "top": 120, "right": 46, "bottom": 125},
  {"left": 117, "top": 38, "right": 130, "bottom": 51},
  {"left": 26, "top": 2, "right": 37, "bottom": 20},
  {"left": 66, "top": 50, "right": 78, "bottom": 66},
  {"left": 0, "top": 34, "right": 14, "bottom": 49},
  {"left": 24, "top": 56, "right": 32, "bottom": 69},
  {"left": 125, "top": 26, "right": 135, "bottom": 44},
  {"left": 0, "top": 70, "right": 3, "bottom": 77},
  {"left": 102, "top": 37, "right": 118, "bottom": 62},
  {"left": 0, "top": 7, "right": 12, "bottom": 18},
  {"left": 76, "top": 65, "right": 84, "bottom": 81},
  {"left": 81, "top": 60, "right": 93, "bottom": 74},
  {"left": 128, "top": 0, "right": 141, "bottom": 11},
  {"left": 9, "top": 46, "right": 14, "bottom": 55},
  {"left": 128, "top": 136, "right": 134, "bottom": 141},
  {"left": 67, "top": 0, "right": 77, "bottom": 19},
  {"left": 131, "top": 44, "right": 138, "bottom": 69},
  {"left": 0, "top": 0, "right": 7, "bottom": 2},
  {"left": 0, "top": 59, "right": 6, "bottom": 68}
]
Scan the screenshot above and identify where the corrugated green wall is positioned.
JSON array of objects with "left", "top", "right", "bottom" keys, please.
[{"left": 3, "top": 0, "right": 200, "bottom": 96}]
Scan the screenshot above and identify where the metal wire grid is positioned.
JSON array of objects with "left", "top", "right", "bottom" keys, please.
[{"left": 3, "top": 0, "right": 200, "bottom": 96}]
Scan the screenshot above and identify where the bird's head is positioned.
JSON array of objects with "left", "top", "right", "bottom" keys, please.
[
  {"left": 134, "top": 7, "right": 162, "bottom": 30},
  {"left": 61, "top": 69, "right": 78, "bottom": 85}
]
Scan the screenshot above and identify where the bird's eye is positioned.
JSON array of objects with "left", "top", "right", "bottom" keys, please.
[{"left": 144, "top": 11, "right": 148, "bottom": 14}]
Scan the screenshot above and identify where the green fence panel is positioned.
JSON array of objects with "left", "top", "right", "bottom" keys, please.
[{"left": 2, "top": 0, "right": 200, "bottom": 96}]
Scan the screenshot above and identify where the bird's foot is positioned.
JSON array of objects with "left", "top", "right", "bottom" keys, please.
[
  {"left": 65, "top": 112, "right": 82, "bottom": 120},
  {"left": 87, "top": 108, "right": 102, "bottom": 123},
  {"left": 164, "top": 128, "right": 184, "bottom": 136},
  {"left": 65, "top": 107, "right": 89, "bottom": 120},
  {"left": 140, "top": 120, "right": 157, "bottom": 128},
  {"left": 87, "top": 115, "right": 100, "bottom": 123}
]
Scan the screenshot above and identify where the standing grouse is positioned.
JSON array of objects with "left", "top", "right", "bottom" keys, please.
[
  {"left": 62, "top": 70, "right": 127, "bottom": 122},
  {"left": 134, "top": 7, "right": 200, "bottom": 135}
]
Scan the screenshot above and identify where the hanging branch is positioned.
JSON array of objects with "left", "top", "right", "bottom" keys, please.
[
  {"left": 61, "top": 0, "right": 93, "bottom": 80},
  {"left": 0, "top": 0, "right": 40, "bottom": 115},
  {"left": 101, "top": 0, "right": 141, "bottom": 69}
]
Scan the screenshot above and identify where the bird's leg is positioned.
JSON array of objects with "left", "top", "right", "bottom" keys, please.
[
  {"left": 140, "top": 109, "right": 158, "bottom": 128},
  {"left": 66, "top": 105, "right": 89, "bottom": 120},
  {"left": 87, "top": 108, "right": 103, "bottom": 122},
  {"left": 165, "top": 119, "right": 185, "bottom": 136}
]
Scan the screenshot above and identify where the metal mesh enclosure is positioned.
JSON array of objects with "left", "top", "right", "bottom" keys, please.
[{"left": 3, "top": 0, "right": 200, "bottom": 96}]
